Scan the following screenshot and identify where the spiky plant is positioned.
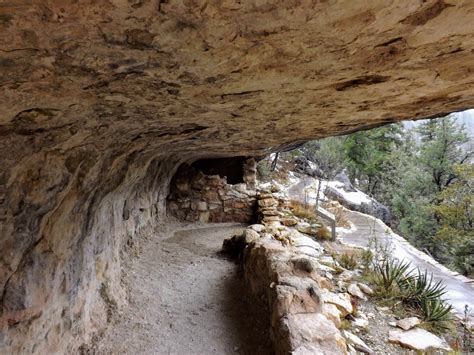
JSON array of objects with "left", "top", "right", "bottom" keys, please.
[
  {"left": 420, "top": 298, "right": 453, "bottom": 325},
  {"left": 400, "top": 270, "right": 448, "bottom": 306},
  {"left": 374, "top": 258, "right": 412, "bottom": 290}
]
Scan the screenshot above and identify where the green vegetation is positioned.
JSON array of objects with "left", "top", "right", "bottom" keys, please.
[
  {"left": 359, "top": 241, "right": 455, "bottom": 334},
  {"left": 298, "top": 115, "right": 473, "bottom": 277},
  {"left": 337, "top": 252, "right": 357, "bottom": 270}
]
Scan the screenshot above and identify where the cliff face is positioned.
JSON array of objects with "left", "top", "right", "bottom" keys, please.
[{"left": 1, "top": 0, "right": 474, "bottom": 352}]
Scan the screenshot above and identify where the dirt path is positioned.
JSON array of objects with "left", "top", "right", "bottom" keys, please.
[
  {"left": 286, "top": 175, "right": 474, "bottom": 319},
  {"left": 341, "top": 210, "right": 474, "bottom": 319},
  {"left": 97, "top": 222, "right": 272, "bottom": 355}
]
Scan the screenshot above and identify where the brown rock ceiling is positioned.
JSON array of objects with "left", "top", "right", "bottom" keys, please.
[{"left": 1, "top": 0, "right": 474, "bottom": 352}]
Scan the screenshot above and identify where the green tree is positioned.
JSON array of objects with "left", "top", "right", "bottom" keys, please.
[
  {"left": 392, "top": 117, "right": 472, "bottom": 264},
  {"left": 418, "top": 116, "right": 471, "bottom": 192},
  {"left": 342, "top": 124, "right": 402, "bottom": 196},
  {"left": 432, "top": 164, "right": 474, "bottom": 276},
  {"left": 300, "top": 137, "right": 346, "bottom": 179}
]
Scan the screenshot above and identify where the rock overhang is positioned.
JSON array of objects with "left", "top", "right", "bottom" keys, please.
[
  {"left": 1, "top": 0, "right": 474, "bottom": 165},
  {"left": 1, "top": 0, "right": 474, "bottom": 353}
]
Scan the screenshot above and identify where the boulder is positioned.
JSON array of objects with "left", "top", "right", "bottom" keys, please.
[
  {"left": 388, "top": 328, "right": 451, "bottom": 352},
  {"left": 243, "top": 229, "right": 260, "bottom": 244},
  {"left": 281, "top": 313, "right": 347, "bottom": 354},
  {"left": 296, "top": 222, "right": 321, "bottom": 236}
]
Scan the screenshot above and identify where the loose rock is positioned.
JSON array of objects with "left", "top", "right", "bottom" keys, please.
[
  {"left": 342, "top": 330, "right": 374, "bottom": 354},
  {"left": 348, "top": 283, "right": 367, "bottom": 300},
  {"left": 396, "top": 317, "right": 420, "bottom": 331},
  {"left": 388, "top": 328, "right": 451, "bottom": 352}
]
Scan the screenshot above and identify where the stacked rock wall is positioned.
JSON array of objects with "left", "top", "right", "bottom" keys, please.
[
  {"left": 167, "top": 158, "right": 257, "bottom": 223},
  {"left": 240, "top": 193, "right": 348, "bottom": 354}
]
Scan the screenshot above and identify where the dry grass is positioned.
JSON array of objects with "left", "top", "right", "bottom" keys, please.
[
  {"left": 322, "top": 201, "right": 351, "bottom": 229},
  {"left": 316, "top": 226, "right": 332, "bottom": 240},
  {"left": 289, "top": 200, "right": 321, "bottom": 223},
  {"left": 338, "top": 252, "right": 358, "bottom": 270}
]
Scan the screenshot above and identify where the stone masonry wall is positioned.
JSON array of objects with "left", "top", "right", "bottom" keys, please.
[{"left": 167, "top": 158, "right": 257, "bottom": 223}]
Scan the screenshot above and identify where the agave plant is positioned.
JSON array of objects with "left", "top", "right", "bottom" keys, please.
[
  {"left": 420, "top": 297, "right": 453, "bottom": 324},
  {"left": 400, "top": 270, "right": 448, "bottom": 306},
  {"left": 375, "top": 258, "right": 412, "bottom": 290}
]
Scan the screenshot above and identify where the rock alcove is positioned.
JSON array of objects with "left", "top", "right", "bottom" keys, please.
[
  {"left": 167, "top": 157, "right": 257, "bottom": 223},
  {"left": 1, "top": 0, "right": 474, "bottom": 353}
]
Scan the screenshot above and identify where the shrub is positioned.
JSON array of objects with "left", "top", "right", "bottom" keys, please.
[
  {"left": 289, "top": 200, "right": 320, "bottom": 223},
  {"left": 256, "top": 161, "right": 271, "bottom": 181},
  {"left": 338, "top": 252, "right": 357, "bottom": 270},
  {"left": 374, "top": 258, "right": 412, "bottom": 291},
  {"left": 322, "top": 201, "right": 351, "bottom": 229},
  {"left": 316, "top": 226, "right": 332, "bottom": 240},
  {"left": 360, "top": 248, "right": 374, "bottom": 270},
  {"left": 420, "top": 298, "right": 453, "bottom": 324},
  {"left": 400, "top": 270, "right": 447, "bottom": 306},
  {"left": 369, "top": 256, "right": 455, "bottom": 335}
]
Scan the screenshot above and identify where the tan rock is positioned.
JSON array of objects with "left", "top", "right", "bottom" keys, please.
[
  {"left": 396, "top": 317, "right": 421, "bottom": 331},
  {"left": 282, "top": 217, "right": 298, "bottom": 226},
  {"left": 262, "top": 215, "right": 280, "bottom": 222},
  {"left": 274, "top": 284, "right": 321, "bottom": 318},
  {"left": 322, "top": 291, "right": 353, "bottom": 316},
  {"left": 388, "top": 328, "right": 451, "bottom": 352},
  {"left": 357, "top": 283, "right": 374, "bottom": 296},
  {"left": 258, "top": 198, "right": 278, "bottom": 208},
  {"left": 198, "top": 212, "right": 210, "bottom": 223},
  {"left": 348, "top": 284, "right": 367, "bottom": 300},
  {"left": 323, "top": 303, "right": 342, "bottom": 328},
  {"left": 319, "top": 277, "right": 333, "bottom": 291},
  {"left": 282, "top": 313, "right": 347, "bottom": 355},
  {"left": 204, "top": 190, "right": 219, "bottom": 202},
  {"left": 342, "top": 330, "right": 373, "bottom": 354}
]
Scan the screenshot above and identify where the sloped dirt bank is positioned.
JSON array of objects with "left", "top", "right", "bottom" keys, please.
[{"left": 95, "top": 222, "right": 272, "bottom": 355}]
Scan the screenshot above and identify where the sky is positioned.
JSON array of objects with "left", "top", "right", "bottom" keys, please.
[{"left": 403, "top": 108, "right": 474, "bottom": 139}]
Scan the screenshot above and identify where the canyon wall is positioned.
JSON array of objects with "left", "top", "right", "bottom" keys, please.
[{"left": 1, "top": 0, "right": 474, "bottom": 352}]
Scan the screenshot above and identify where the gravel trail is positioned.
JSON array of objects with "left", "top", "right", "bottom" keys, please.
[{"left": 98, "top": 222, "right": 272, "bottom": 355}]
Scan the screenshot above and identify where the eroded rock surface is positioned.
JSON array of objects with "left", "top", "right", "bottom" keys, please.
[{"left": 1, "top": 0, "right": 474, "bottom": 353}]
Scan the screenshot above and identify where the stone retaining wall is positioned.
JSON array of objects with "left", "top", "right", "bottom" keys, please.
[{"left": 239, "top": 192, "right": 348, "bottom": 354}]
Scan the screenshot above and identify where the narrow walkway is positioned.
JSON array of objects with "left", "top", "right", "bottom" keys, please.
[
  {"left": 98, "top": 223, "right": 272, "bottom": 354},
  {"left": 286, "top": 175, "right": 474, "bottom": 318},
  {"left": 341, "top": 210, "right": 474, "bottom": 318}
]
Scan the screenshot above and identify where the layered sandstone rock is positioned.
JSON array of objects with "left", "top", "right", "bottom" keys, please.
[{"left": 1, "top": 0, "right": 474, "bottom": 353}]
